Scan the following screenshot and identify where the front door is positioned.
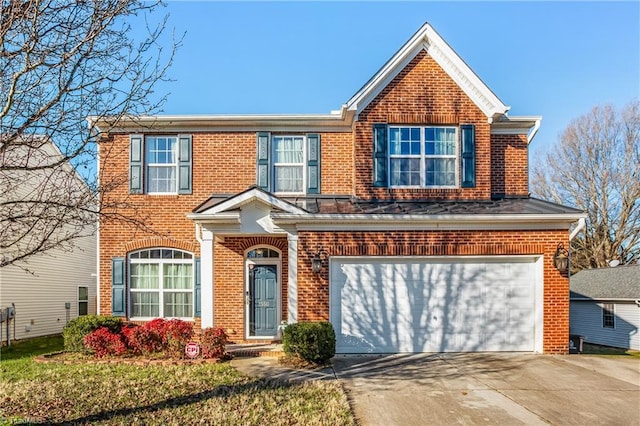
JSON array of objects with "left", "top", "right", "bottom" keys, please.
[{"left": 249, "top": 265, "right": 278, "bottom": 337}]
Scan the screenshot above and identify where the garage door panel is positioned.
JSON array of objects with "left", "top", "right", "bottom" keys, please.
[{"left": 330, "top": 258, "right": 536, "bottom": 353}]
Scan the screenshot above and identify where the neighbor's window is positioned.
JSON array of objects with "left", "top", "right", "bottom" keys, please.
[
  {"left": 389, "top": 126, "right": 457, "bottom": 187},
  {"left": 129, "top": 248, "right": 194, "bottom": 319},
  {"left": 146, "top": 136, "right": 177, "bottom": 193},
  {"left": 273, "top": 136, "right": 305, "bottom": 193},
  {"left": 602, "top": 303, "right": 615, "bottom": 328},
  {"left": 78, "top": 286, "right": 88, "bottom": 316}
]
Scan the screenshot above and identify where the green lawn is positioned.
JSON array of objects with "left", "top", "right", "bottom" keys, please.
[
  {"left": 581, "top": 342, "right": 640, "bottom": 358},
  {"left": 0, "top": 336, "right": 354, "bottom": 425}
]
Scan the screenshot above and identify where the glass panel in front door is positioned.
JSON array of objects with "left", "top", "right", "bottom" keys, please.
[{"left": 250, "top": 265, "right": 277, "bottom": 336}]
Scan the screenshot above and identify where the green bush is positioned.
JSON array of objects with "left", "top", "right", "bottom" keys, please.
[
  {"left": 282, "top": 321, "right": 336, "bottom": 364},
  {"left": 63, "top": 315, "right": 122, "bottom": 353}
]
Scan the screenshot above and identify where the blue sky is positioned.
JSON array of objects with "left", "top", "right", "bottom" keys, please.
[{"left": 146, "top": 1, "right": 639, "bottom": 162}]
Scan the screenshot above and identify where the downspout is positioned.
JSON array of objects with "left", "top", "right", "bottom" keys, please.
[{"left": 569, "top": 218, "right": 586, "bottom": 241}]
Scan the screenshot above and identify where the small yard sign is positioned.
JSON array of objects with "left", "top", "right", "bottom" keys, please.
[{"left": 185, "top": 342, "right": 200, "bottom": 358}]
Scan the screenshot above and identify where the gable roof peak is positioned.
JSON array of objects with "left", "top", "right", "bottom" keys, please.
[{"left": 347, "top": 22, "right": 510, "bottom": 122}]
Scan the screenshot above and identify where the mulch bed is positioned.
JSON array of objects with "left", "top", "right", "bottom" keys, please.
[{"left": 34, "top": 351, "right": 226, "bottom": 366}]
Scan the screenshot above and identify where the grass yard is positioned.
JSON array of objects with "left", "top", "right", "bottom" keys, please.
[
  {"left": 0, "top": 336, "right": 355, "bottom": 426},
  {"left": 581, "top": 342, "right": 640, "bottom": 358}
]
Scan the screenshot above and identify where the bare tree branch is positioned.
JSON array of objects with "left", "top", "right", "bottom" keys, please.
[
  {"left": 532, "top": 101, "right": 640, "bottom": 271},
  {"left": 0, "top": 1, "right": 181, "bottom": 269}
]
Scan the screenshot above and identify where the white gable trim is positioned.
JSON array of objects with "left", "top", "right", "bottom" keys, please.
[
  {"left": 189, "top": 188, "right": 307, "bottom": 216},
  {"left": 346, "top": 23, "right": 510, "bottom": 121}
]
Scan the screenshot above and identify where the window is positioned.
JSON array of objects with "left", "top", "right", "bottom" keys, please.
[
  {"left": 78, "top": 286, "right": 88, "bottom": 316},
  {"left": 146, "top": 136, "right": 177, "bottom": 193},
  {"left": 602, "top": 303, "right": 615, "bottom": 328},
  {"left": 129, "top": 249, "right": 194, "bottom": 319},
  {"left": 256, "top": 132, "right": 320, "bottom": 194},
  {"left": 273, "top": 136, "right": 304, "bottom": 193},
  {"left": 389, "top": 126, "right": 457, "bottom": 187},
  {"left": 129, "top": 134, "right": 192, "bottom": 195},
  {"left": 247, "top": 248, "right": 280, "bottom": 258}
]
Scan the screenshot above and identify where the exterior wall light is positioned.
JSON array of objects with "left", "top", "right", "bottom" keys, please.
[
  {"left": 553, "top": 243, "right": 569, "bottom": 273},
  {"left": 311, "top": 249, "right": 329, "bottom": 274}
]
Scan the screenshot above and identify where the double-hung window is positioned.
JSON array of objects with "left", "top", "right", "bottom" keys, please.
[
  {"left": 129, "top": 249, "right": 194, "bottom": 319},
  {"left": 256, "top": 132, "right": 320, "bottom": 195},
  {"left": 273, "top": 136, "right": 305, "bottom": 193},
  {"left": 146, "top": 136, "right": 177, "bottom": 193},
  {"left": 78, "top": 286, "right": 88, "bottom": 316},
  {"left": 602, "top": 303, "right": 615, "bottom": 328},
  {"left": 389, "top": 126, "right": 457, "bottom": 188}
]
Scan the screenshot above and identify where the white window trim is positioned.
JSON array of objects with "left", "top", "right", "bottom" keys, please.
[
  {"left": 388, "top": 125, "right": 459, "bottom": 189},
  {"left": 129, "top": 248, "right": 195, "bottom": 321},
  {"left": 78, "top": 285, "right": 89, "bottom": 316},
  {"left": 601, "top": 303, "right": 615, "bottom": 329},
  {"left": 272, "top": 135, "right": 307, "bottom": 196},
  {"left": 146, "top": 135, "right": 179, "bottom": 195}
]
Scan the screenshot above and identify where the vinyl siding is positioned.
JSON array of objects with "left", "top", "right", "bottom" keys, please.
[
  {"left": 570, "top": 301, "right": 640, "bottom": 350},
  {"left": 0, "top": 233, "right": 96, "bottom": 340}
]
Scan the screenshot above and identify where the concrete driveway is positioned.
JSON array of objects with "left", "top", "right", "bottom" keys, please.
[{"left": 332, "top": 353, "right": 640, "bottom": 426}]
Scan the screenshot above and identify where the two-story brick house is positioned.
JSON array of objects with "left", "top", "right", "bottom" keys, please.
[{"left": 93, "top": 23, "right": 584, "bottom": 354}]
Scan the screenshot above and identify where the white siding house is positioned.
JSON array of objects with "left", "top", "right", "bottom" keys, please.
[
  {"left": 570, "top": 265, "right": 640, "bottom": 350},
  {"left": 0, "top": 138, "right": 97, "bottom": 341}
]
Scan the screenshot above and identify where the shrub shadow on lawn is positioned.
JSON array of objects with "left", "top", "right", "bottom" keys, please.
[{"left": 44, "top": 378, "right": 297, "bottom": 425}]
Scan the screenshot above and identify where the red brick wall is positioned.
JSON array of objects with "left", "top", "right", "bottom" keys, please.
[
  {"left": 354, "top": 50, "right": 492, "bottom": 200},
  {"left": 491, "top": 134, "right": 529, "bottom": 197},
  {"left": 97, "top": 130, "right": 351, "bottom": 316},
  {"left": 297, "top": 230, "right": 570, "bottom": 354}
]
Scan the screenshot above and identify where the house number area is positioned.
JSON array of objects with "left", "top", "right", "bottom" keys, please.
[{"left": 257, "top": 301, "right": 270, "bottom": 307}]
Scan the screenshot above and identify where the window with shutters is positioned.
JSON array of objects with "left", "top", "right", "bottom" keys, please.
[
  {"left": 129, "top": 134, "right": 192, "bottom": 195},
  {"left": 128, "top": 249, "right": 194, "bottom": 320},
  {"left": 256, "top": 133, "right": 320, "bottom": 195},
  {"left": 388, "top": 126, "right": 458, "bottom": 188}
]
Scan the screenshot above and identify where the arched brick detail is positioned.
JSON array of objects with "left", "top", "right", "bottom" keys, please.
[
  {"left": 123, "top": 237, "right": 199, "bottom": 255},
  {"left": 237, "top": 236, "right": 288, "bottom": 253}
]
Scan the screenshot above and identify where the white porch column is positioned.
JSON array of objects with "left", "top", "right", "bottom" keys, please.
[
  {"left": 287, "top": 233, "right": 298, "bottom": 324},
  {"left": 200, "top": 228, "right": 214, "bottom": 329}
]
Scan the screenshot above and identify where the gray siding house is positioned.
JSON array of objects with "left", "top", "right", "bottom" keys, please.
[{"left": 570, "top": 265, "right": 640, "bottom": 350}]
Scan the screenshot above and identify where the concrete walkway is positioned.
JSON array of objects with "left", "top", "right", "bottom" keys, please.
[{"left": 232, "top": 352, "right": 640, "bottom": 426}]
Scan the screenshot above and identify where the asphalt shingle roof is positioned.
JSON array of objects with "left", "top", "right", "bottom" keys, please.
[{"left": 570, "top": 265, "right": 640, "bottom": 300}]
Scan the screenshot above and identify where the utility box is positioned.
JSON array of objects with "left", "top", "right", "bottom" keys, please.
[{"left": 569, "top": 335, "right": 584, "bottom": 354}]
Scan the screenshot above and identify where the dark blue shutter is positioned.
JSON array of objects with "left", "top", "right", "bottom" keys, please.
[
  {"left": 111, "top": 257, "right": 126, "bottom": 317},
  {"left": 194, "top": 257, "right": 201, "bottom": 317},
  {"left": 460, "top": 124, "right": 476, "bottom": 188},
  {"left": 129, "top": 135, "right": 143, "bottom": 194},
  {"left": 177, "top": 134, "right": 192, "bottom": 194},
  {"left": 256, "top": 132, "right": 271, "bottom": 191},
  {"left": 373, "top": 124, "right": 388, "bottom": 187},
  {"left": 306, "top": 133, "right": 321, "bottom": 194}
]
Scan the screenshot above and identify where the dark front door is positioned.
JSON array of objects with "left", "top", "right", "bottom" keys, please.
[{"left": 249, "top": 265, "right": 278, "bottom": 337}]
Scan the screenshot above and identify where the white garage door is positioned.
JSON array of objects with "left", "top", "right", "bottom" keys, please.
[{"left": 329, "top": 257, "right": 539, "bottom": 353}]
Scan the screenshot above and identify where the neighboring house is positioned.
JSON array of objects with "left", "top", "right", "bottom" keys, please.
[
  {"left": 0, "top": 138, "right": 97, "bottom": 341},
  {"left": 570, "top": 266, "right": 640, "bottom": 350},
  {"left": 92, "top": 23, "right": 584, "bottom": 354}
]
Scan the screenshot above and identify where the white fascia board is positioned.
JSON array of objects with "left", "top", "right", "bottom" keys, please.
[
  {"left": 89, "top": 108, "right": 355, "bottom": 134},
  {"left": 346, "top": 23, "right": 509, "bottom": 120},
  {"left": 491, "top": 116, "right": 542, "bottom": 144},
  {"left": 185, "top": 212, "right": 240, "bottom": 223},
  {"left": 272, "top": 212, "right": 586, "bottom": 226},
  {"left": 195, "top": 189, "right": 307, "bottom": 216},
  {"left": 288, "top": 222, "right": 571, "bottom": 232}
]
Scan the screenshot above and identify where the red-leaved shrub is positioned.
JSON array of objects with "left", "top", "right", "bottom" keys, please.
[
  {"left": 83, "top": 327, "right": 127, "bottom": 358},
  {"left": 200, "top": 327, "right": 229, "bottom": 359},
  {"left": 120, "top": 323, "right": 140, "bottom": 350},
  {"left": 163, "top": 319, "right": 194, "bottom": 358},
  {"left": 126, "top": 325, "right": 164, "bottom": 355}
]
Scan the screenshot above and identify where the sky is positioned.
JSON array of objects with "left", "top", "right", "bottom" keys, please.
[{"left": 142, "top": 1, "right": 639, "bottom": 163}]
